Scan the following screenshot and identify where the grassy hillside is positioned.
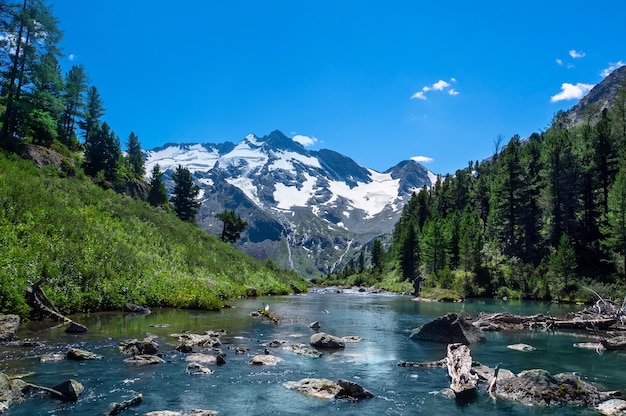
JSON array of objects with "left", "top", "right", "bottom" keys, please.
[{"left": 0, "top": 151, "right": 307, "bottom": 317}]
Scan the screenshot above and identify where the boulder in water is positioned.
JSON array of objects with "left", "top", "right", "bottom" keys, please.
[
  {"left": 309, "top": 332, "right": 345, "bottom": 349},
  {"left": 67, "top": 348, "right": 103, "bottom": 360},
  {"left": 51, "top": 379, "right": 84, "bottom": 401},
  {"left": 409, "top": 313, "right": 485, "bottom": 344},
  {"left": 0, "top": 315, "right": 20, "bottom": 342}
]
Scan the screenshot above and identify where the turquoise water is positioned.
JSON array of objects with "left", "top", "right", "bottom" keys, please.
[{"left": 1, "top": 290, "right": 623, "bottom": 415}]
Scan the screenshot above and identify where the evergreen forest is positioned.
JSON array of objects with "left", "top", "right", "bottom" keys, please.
[{"left": 322, "top": 95, "right": 626, "bottom": 303}]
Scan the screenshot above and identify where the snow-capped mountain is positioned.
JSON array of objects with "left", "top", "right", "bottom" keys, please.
[{"left": 144, "top": 130, "right": 436, "bottom": 277}]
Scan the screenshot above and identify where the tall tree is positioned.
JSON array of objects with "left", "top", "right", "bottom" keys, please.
[
  {"left": 126, "top": 132, "right": 144, "bottom": 177},
  {"left": 147, "top": 164, "right": 168, "bottom": 207},
  {"left": 541, "top": 127, "right": 580, "bottom": 247},
  {"left": 486, "top": 135, "right": 524, "bottom": 255},
  {"left": 170, "top": 165, "right": 200, "bottom": 222},
  {"left": 605, "top": 168, "right": 626, "bottom": 278},
  {"left": 398, "top": 220, "right": 420, "bottom": 281},
  {"left": 215, "top": 209, "right": 248, "bottom": 243},
  {"left": 58, "top": 64, "right": 88, "bottom": 148},
  {"left": 83, "top": 121, "right": 122, "bottom": 180},
  {"left": 0, "top": 0, "right": 61, "bottom": 144},
  {"left": 370, "top": 239, "right": 384, "bottom": 273},
  {"left": 77, "top": 85, "right": 105, "bottom": 142}
]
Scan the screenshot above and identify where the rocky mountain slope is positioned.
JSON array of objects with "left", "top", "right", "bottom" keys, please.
[
  {"left": 144, "top": 130, "right": 435, "bottom": 277},
  {"left": 565, "top": 65, "right": 626, "bottom": 126}
]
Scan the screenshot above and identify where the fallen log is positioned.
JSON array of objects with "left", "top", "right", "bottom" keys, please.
[
  {"left": 25, "top": 282, "right": 88, "bottom": 332},
  {"left": 552, "top": 318, "right": 617, "bottom": 330}
]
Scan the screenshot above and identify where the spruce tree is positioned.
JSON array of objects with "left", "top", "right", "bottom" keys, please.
[
  {"left": 147, "top": 164, "right": 168, "bottom": 207},
  {"left": 170, "top": 165, "right": 200, "bottom": 222},
  {"left": 126, "top": 132, "right": 144, "bottom": 177}
]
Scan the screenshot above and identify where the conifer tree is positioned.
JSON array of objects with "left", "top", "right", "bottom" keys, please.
[
  {"left": 371, "top": 239, "right": 384, "bottom": 272},
  {"left": 215, "top": 209, "right": 247, "bottom": 243},
  {"left": 78, "top": 85, "right": 105, "bottom": 142},
  {"left": 0, "top": 0, "right": 61, "bottom": 144},
  {"left": 126, "top": 132, "right": 144, "bottom": 177},
  {"left": 83, "top": 121, "right": 122, "bottom": 180},
  {"left": 147, "top": 164, "right": 168, "bottom": 207},
  {"left": 170, "top": 165, "right": 200, "bottom": 222},
  {"left": 59, "top": 64, "right": 88, "bottom": 148}
]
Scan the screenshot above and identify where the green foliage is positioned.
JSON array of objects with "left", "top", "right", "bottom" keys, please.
[
  {"left": 215, "top": 209, "right": 248, "bottom": 243},
  {"left": 83, "top": 122, "right": 123, "bottom": 181},
  {"left": 147, "top": 164, "right": 168, "bottom": 207},
  {"left": 125, "top": 132, "right": 144, "bottom": 177},
  {"left": 170, "top": 165, "right": 200, "bottom": 222},
  {"left": 0, "top": 154, "right": 307, "bottom": 316}
]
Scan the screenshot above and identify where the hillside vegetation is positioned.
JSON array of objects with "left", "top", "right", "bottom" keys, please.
[{"left": 0, "top": 150, "right": 307, "bottom": 317}]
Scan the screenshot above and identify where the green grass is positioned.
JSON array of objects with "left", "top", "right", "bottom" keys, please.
[{"left": 0, "top": 152, "right": 307, "bottom": 317}]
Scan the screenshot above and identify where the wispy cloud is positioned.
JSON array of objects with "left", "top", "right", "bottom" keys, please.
[
  {"left": 550, "top": 82, "right": 595, "bottom": 102},
  {"left": 292, "top": 134, "right": 318, "bottom": 147},
  {"left": 411, "top": 78, "right": 458, "bottom": 100},
  {"left": 411, "top": 156, "right": 433, "bottom": 164},
  {"left": 600, "top": 61, "right": 625, "bottom": 78},
  {"left": 68, "top": 53, "right": 76, "bottom": 61},
  {"left": 556, "top": 58, "right": 563, "bottom": 66},
  {"left": 569, "top": 49, "right": 586, "bottom": 59}
]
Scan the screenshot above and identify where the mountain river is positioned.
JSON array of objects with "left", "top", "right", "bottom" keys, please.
[{"left": 1, "top": 289, "right": 625, "bottom": 415}]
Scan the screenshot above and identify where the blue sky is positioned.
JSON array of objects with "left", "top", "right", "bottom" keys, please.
[{"left": 51, "top": 1, "right": 625, "bottom": 175}]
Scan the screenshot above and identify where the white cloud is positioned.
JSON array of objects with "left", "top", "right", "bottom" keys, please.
[
  {"left": 569, "top": 49, "right": 586, "bottom": 59},
  {"left": 550, "top": 82, "right": 595, "bottom": 102},
  {"left": 292, "top": 134, "right": 318, "bottom": 147},
  {"left": 432, "top": 80, "right": 450, "bottom": 91},
  {"left": 411, "top": 156, "right": 433, "bottom": 164},
  {"left": 68, "top": 54, "right": 75, "bottom": 61},
  {"left": 556, "top": 58, "right": 563, "bottom": 66},
  {"left": 411, "top": 78, "right": 458, "bottom": 100},
  {"left": 600, "top": 61, "right": 625, "bottom": 78}
]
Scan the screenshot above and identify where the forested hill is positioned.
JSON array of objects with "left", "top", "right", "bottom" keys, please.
[
  {"left": 373, "top": 69, "right": 626, "bottom": 302},
  {"left": 319, "top": 67, "right": 626, "bottom": 303}
]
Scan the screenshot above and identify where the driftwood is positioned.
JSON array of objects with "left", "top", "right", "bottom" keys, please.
[
  {"left": 25, "top": 282, "right": 69, "bottom": 323},
  {"left": 25, "top": 280, "right": 88, "bottom": 332},
  {"left": 446, "top": 343, "right": 478, "bottom": 400},
  {"left": 552, "top": 317, "right": 617, "bottom": 330}
]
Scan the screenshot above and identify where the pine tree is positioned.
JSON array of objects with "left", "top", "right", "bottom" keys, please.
[
  {"left": 170, "top": 165, "right": 200, "bottom": 222},
  {"left": 398, "top": 220, "right": 420, "bottom": 281},
  {"left": 0, "top": 0, "right": 61, "bottom": 144},
  {"left": 83, "top": 121, "right": 122, "bottom": 181},
  {"left": 78, "top": 85, "right": 105, "bottom": 142},
  {"left": 147, "top": 164, "right": 168, "bottom": 207},
  {"left": 215, "top": 209, "right": 248, "bottom": 243},
  {"left": 371, "top": 239, "right": 384, "bottom": 272},
  {"left": 59, "top": 64, "right": 88, "bottom": 148},
  {"left": 126, "top": 132, "right": 144, "bottom": 177},
  {"left": 605, "top": 168, "right": 626, "bottom": 278}
]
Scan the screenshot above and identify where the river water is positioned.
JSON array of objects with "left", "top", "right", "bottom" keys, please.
[{"left": 1, "top": 289, "right": 624, "bottom": 415}]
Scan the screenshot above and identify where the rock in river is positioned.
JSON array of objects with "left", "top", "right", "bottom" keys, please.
[
  {"left": 249, "top": 355, "right": 283, "bottom": 366},
  {"left": 309, "top": 332, "right": 345, "bottom": 349},
  {"left": 0, "top": 315, "right": 20, "bottom": 342},
  {"left": 409, "top": 313, "right": 485, "bottom": 344}
]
